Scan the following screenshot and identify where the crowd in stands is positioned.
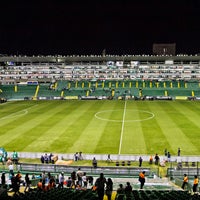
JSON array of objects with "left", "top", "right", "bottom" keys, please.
[
  {"left": 0, "top": 169, "right": 200, "bottom": 200},
  {"left": 1, "top": 150, "right": 200, "bottom": 199}
]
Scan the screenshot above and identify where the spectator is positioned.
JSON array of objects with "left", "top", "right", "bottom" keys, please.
[
  {"left": 71, "top": 171, "right": 76, "bottom": 188},
  {"left": 41, "top": 171, "right": 47, "bottom": 184},
  {"left": 24, "top": 173, "right": 31, "bottom": 192},
  {"left": 139, "top": 157, "right": 143, "bottom": 167},
  {"left": 12, "top": 150, "right": 19, "bottom": 164},
  {"left": 139, "top": 171, "right": 145, "bottom": 189},
  {"left": 149, "top": 155, "right": 153, "bottom": 164},
  {"left": 124, "top": 182, "right": 133, "bottom": 199},
  {"left": 48, "top": 176, "right": 56, "bottom": 189},
  {"left": 1, "top": 172, "right": 6, "bottom": 187},
  {"left": 193, "top": 175, "right": 198, "bottom": 193},
  {"left": 107, "top": 154, "right": 112, "bottom": 162},
  {"left": 47, "top": 172, "right": 52, "bottom": 184},
  {"left": 8, "top": 163, "right": 14, "bottom": 179},
  {"left": 82, "top": 172, "right": 88, "bottom": 188},
  {"left": 32, "top": 174, "right": 35, "bottom": 179},
  {"left": 44, "top": 153, "right": 49, "bottom": 164},
  {"left": 116, "top": 184, "right": 125, "bottom": 200},
  {"left": 154, "top": 154, "right": 160, "bottom": 165},
  {"left": 105, "top": 178, "right": 113, "bottom": 200},
  {"left": 87, "top": 176, "right": 94, "bottom": 186},
  {"left": 76, "top": 168, "right": 83, "bottom": 186},
  {"left": 66, "top": 177, "right": 72, "bottom": 188},
  {"left": 95, "top": 173, "right": 106, "bottom": 200},
  {"left": 11, "top": 173, "right": 20, "bottom": 195},
  {"left": 178, "top": 148, "right": 181, "bottom": 156},
  {"left": 74, "top": 152, "right": 79, "bottom": 161},
  {"left": 6, "top": 157, "right": 12, "bottom": 166},
  {"left": 76, "top": 168, "right": 83, "bottom": 178},
  {"left": 164, "top": 149, "right": 167, "bottom": 157},
  {"left": 79, "top": 152, "right": 83, "bottom": 160},
  {"left": 181, "top": 174, "right": 188, "bottom": 190},
  {"left": 40, "top": 155, "right": 44, "bottom": 164},
  {"left": 16, "top": 171, "right": 23, "bottom": 185},
  {"left": 92, "top": 157, "right": 97, "bottom": 168},
  {"left": 0, "top": 155, "right": 4, "bottom": 165},
  {"left": 3, "top": 150, "right": 7, "bottom": 164},
  {"left": 167, "top": 152, "right": 171, "bottom": 162},
  {"left": 37, "top": 179, "right": 43, "bottom": 191},
  {"left": 49, "top": 153, "right": 53, "bottom": 164},
  {"left": 58, "top": 172, "right": 65, "bottom": 188}
]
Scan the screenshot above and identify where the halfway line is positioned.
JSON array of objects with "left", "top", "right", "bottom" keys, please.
[{"left": 118, "top": 100, "right": 127, "bottom": 155}]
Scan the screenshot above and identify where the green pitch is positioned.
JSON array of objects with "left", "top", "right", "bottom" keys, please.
[{"left": 0, "top": 100, "right": 200, "bottom": 155}]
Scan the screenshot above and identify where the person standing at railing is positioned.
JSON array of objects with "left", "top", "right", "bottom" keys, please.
[
  {"left": 95, "top": 173, "right": 106, "bottom": 200},
  {"left": 24, "top": 173, "right": 31, "bottom": 192},
  {"left": 58, "top": 172, "right": 65, "bottom": 189},
  {"left": 105, "top": 178, "right": 113, "bottom": 200}
]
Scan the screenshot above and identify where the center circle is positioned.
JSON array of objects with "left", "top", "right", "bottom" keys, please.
[{"left": 95, "top": 109, "right": 155, "bottom": 122}]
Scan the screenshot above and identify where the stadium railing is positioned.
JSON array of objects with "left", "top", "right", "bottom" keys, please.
[{"left": 16, "top": 163, "right": 151, "bottom": 177}]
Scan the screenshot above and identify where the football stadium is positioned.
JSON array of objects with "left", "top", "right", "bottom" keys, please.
[{"left": 0, "top": 54, "right": 200, "bottom": 199}]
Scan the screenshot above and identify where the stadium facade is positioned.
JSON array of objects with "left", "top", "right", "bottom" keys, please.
[{"left": 0, "top": 54, "right": 200, "bottom": 101}]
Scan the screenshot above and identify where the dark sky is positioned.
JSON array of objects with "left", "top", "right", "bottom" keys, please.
[{"left": 0, "top": 0, "right": 200, "bottom": 55}]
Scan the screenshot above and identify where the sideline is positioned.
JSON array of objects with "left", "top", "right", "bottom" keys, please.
[{"left": 7, "top": 152, "right": 200, "bottom": 163}]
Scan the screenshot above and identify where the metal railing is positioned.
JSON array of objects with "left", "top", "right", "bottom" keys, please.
[{"left": 15, "top": 163, "right": 151, "bottom": 177}]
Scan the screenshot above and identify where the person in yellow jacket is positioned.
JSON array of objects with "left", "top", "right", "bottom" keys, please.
[
  {"left": 181, "top": 174, "right": 188, "bottom": 190},
  {"left": 193, "top": 175, "right": 199, "bottom": 193}
]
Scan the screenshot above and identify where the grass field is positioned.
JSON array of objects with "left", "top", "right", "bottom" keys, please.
[{"left": 0, "top": 100, "right": 200, "bottom": 156}]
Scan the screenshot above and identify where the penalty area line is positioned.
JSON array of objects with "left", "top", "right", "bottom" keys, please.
[{"left": 118, "top": 100, "right": 127, "bottom": 155}]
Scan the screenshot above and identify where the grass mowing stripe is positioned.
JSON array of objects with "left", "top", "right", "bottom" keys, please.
[
  {"left": 164, "top": 101, "right": 200, "bottom": 155},
  {"left": 154, "top": 101, "right": 198, "bottom": 155},
  {"left": 139, "top": 101, "right": 169, "bottom": 155},
  {"left": 58, "top": 101, "right": 103, "bottom": 153},
  {"left": 94, "top": 101, "right": 125, "bottom": 154},
  {"left": 172, "top": 101, "right": 200, "bottom": 128},
  {"left": 23, "top": 101, "right": 98, "bottom": 152},
  {"left": 0, "top": 101, "right": 74, "bottom": 150},
  {"left": 119, "top": 101, "right": 147, "bottom": 154},
  {"left": 67, "top": 101, "right": 122, "bottom": 154}
]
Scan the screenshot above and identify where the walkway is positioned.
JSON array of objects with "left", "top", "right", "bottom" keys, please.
[{"left": 9, "top": 152, "right": 200, "bottom": 162}]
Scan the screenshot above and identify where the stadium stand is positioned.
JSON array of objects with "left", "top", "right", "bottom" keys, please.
[{"left": 1, "top": 79, "right": 199, "bottom": 100}]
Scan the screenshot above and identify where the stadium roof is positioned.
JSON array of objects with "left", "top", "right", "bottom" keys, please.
[{"left": 0, "top": 55, "right": 200, "bottom": 63}]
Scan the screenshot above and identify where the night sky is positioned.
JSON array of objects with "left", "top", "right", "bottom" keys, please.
[{"left": 0, "top": 0, "right": 200, "bottom": 55}]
